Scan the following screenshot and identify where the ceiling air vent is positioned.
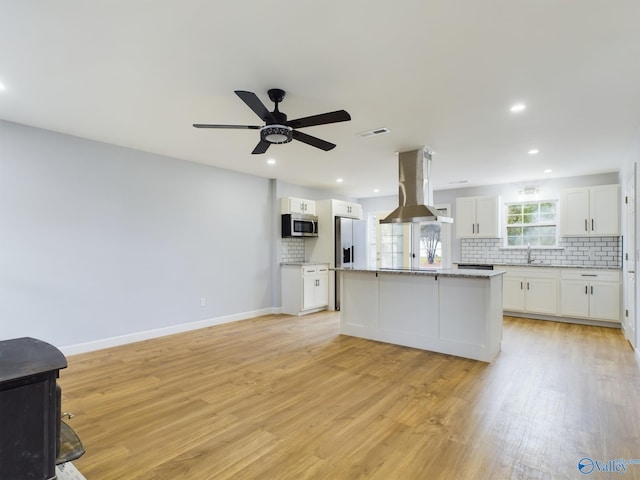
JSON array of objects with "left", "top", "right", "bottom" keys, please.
[{"left": 357, "top": 127, "right": 390, "bottom": 138}]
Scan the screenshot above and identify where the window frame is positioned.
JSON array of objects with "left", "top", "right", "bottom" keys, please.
[{"left": 503, "top": 199, "right": 559, "bottom": 248}]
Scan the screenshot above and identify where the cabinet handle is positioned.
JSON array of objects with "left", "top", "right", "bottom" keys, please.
[
  {"left": 585, "top": 285, "right": 588, "bottom": 294},
  {"left": 581, "top": 274, "right": 597, "bottom": 277},
  {"left": 472, "top": 224, "right": 475, "bottom": 234},
  {"left": 520, "top": 281, "right": 523, "bottom": 290},
  {"left": 477, "top": 223, "right": 480, "bottom": 234},
  {"left": 591, "top": 285, "right": 593, "bottom": 295},
  {"left": 591, "top": 219, "right": 595, "bottom": 231},
  {"left": 527, "top": 282, "right": 530, "bottom": 290},
  {"left": 584, "top": 219, "right": 588, "bottom": 232}
]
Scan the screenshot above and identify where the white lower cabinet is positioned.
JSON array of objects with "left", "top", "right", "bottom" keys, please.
[
  {"left": 502, "top": 266, "right": 621, "bottom": 323},
  {"left": 282, "top": 264, "right": 329, "bottom": 315},
  {"left": 502, "top": 268, "right": 559, "bottom": 315},
  {"left": 560, "top": 270, "right": 620, "bottom": 322},
  {"left": 302, "top": 265, "right": 329, "bottom": 311}
]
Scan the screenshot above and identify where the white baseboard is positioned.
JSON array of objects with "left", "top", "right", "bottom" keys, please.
[{"left": 59, "top": 307, "right": 279, "bottom": 356}]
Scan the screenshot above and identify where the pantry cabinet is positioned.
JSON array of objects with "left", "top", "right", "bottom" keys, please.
[
  {"left": 455, "top": 196, "right": 500, "bottom": 238},
  {"left": 281, "top": 196, "right": 316, "bottom": 215},
  {"left": 560, "top": 185, "right": 620, "bottom": 236},
  {"left": 281, "top": 263, "right": 329, "bottom": 315},
  {"left": 560, "top": 269, "right": 620, "bottom": 322}
]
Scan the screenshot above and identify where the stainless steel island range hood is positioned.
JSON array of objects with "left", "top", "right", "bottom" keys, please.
[{"left": 381, "top": 147, "right": 453, "bottom": 224}]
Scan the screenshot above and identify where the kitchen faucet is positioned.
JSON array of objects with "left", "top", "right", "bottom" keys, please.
[{"left": 526, "top": 244, "right": 533, "bottom": 264}]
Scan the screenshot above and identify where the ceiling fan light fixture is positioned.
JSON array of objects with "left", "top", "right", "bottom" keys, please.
[{"left": 261, "top": 125, "right": 293, "bottom": 144}]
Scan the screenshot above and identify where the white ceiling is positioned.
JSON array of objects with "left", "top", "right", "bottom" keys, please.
[{"left": 1, "top": 1, "right": 639, "bottom": 198}]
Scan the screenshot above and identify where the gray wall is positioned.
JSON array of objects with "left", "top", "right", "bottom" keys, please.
[{"left": 0, "top": 121, "right": 273, "bottom": 349}]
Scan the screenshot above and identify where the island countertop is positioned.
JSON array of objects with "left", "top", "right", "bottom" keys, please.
[{"left": 334, "top": 267, "right": 505, "bottom": 279}]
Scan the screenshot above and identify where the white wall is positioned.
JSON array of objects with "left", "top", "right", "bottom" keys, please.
[{"left": 0, "top": 121, "right": 274, "bottom": 351}]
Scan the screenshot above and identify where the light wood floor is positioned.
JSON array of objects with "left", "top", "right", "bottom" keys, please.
[{"left": 59, "top": 313, "right": 640, "bottom": 480}]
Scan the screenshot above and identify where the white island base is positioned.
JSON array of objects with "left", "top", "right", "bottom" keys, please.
[{"left": 339, "top": 269, "right": 504, "bottom": 363}]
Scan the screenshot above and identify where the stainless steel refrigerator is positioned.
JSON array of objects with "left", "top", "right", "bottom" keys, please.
[{"left": 335, "top": 216, "right": 367, "bottom": 310}]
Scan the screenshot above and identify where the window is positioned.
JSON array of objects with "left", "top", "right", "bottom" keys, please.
[
  {"left": 414, "top": 206, "right": 452, "bottom": 269},
  {"left": 505, "top": 200, "right": 558, "bottom": 247}
]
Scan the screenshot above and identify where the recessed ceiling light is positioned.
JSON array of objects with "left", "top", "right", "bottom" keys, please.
[
  {"left": 510, "top": 103, "right": 526, "bottom": 113},
  {"left": 336, "top": 178, "right": 344, "bottom": 183},
  {"left": 544, "top": 169, "right": 552, "bottom": 174},
  {"left": 266, "top": 158, "right": 276, "bottom": 165},
  {"left": 0, "top": 82, "right": 6, "bottom": 92},
  {"left": 528, "top": 149, "right": 539, "bottom": 155},
  {"left": 373, "top": 188, "right": 380, "bottom": 193}
]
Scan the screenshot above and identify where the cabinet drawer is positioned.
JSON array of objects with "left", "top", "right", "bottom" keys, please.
[
  {"left": 560, "top": 270, "right": 620, "bottom": 282},
  {"left": 302, "top": 264, "right": 329, "bottom": 276},
  {"left": 303, "top": 266, "right": 318, "bottom": 276},
  {"left": 501, "top": 267, "right": 560, "bottom": 279}
]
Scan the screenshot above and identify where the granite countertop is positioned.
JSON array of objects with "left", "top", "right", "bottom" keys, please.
[
  {"left": 335, "top": 267, "right": 504, "bottom": 279},
  {"left": 281, "top": 262, "right": 329, "bottom": 266},
  {"left": 456, "top": 262, "right": 621, "bottom": 270}
]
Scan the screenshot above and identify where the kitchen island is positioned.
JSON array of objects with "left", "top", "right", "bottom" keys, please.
[{"left": 337, "top": 267, "right": 505, "bottom": 362}]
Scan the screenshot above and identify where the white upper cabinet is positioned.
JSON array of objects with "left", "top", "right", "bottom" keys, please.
[
  {"left": 281, "top": 197, "right": 316, "bottom": 215},
  {"left": 332, "top": 200, "right": 362, "bottom": 220},
  {"left": 455, "top": 196, "right": 500, "bottom": 238},
  {"left": 560, "top": 185, "right": 620, "bottom": 236}
]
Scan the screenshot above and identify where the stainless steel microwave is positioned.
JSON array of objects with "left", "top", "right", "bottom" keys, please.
[{"left": 282, "top": 213, "right": 318, "bottom": 237}]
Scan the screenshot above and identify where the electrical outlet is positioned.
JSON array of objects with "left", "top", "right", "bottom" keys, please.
[{"left": 200, "top": 297, "right": 206, "bottom": 308}]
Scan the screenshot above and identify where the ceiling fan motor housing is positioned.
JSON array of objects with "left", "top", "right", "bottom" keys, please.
[{"left": 261, "top": 125, "right": 293, "bottom": 144}]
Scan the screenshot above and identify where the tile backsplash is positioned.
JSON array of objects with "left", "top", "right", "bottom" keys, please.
[
  {"left": 281, "top": 237, "right": 305, "bottom": 263},
  {"left": 461, "top": 236, "right": 621, "bottom": 268}
]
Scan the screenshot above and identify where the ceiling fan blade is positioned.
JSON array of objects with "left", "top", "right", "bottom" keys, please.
[
  {"left": 287, "top": 110, "right": 351, "bottom": 129},
  {"left": 235, "top": 91, "right": 277, "bottom": 123},
  {"left": 193, "top": 124, "right": 261, "bottom": 129},
  {"left": 292, "top": 130, "right": 336, "bottom": 151},
  {"left": 251, "top": 140, "right": 271, "bottom": 155}
]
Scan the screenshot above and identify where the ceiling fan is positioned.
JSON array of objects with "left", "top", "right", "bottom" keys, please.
[{"left": 193, "top": 89, "right": 351, "bottom": 154}]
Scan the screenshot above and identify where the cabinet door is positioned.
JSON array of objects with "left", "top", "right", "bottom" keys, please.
[
  {"left": 302, "top": 199, "right": 316, "bottom": 215},
  {"left": 589, "top": 281, "right": 620, "bottom": 322},
  {"left": 561, "top": 188, "right": 590, "bottom": 236},
  {"left": 503, "top": 275, "right": 526, "bottom": 311},
  {"left": 315, "top": 270, "right": 329, "bottom": 308},
  {"left": 475, "top": 196, "right": 499, "bottom": 237},
  {"left": 348, "top": 203, "right": 363, "bottom": 220},
  {"left": 560, "top": 280, "right": 590, "bottom": 318},
  {"left": 525, "top": 278, "right": 558, "bottom": 315},
  {"left": 455, "top": 197, "right": 477, "bottom": 238},
  {"left": 590, "top": 185, "right": 619, "bottom": 236},
  {"left": 303, "top": 275, "right": 318, "bottom": 310}
]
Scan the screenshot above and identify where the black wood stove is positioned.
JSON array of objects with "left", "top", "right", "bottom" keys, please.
[{"left": 0, "top": 337, "right": 84, "bottom": 480}]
